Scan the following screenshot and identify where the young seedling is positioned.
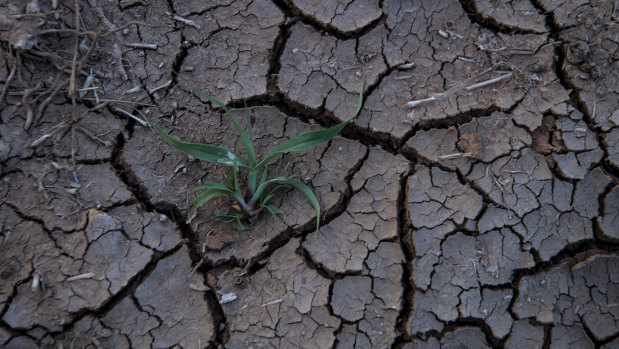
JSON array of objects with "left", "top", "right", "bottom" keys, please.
[{"left": 149, "top": 76, "right": 365, "bottom": 231}]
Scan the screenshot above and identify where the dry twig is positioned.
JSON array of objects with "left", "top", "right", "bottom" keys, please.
[{"left": 30, "top": 102, "right": 109, "bottom": 147}]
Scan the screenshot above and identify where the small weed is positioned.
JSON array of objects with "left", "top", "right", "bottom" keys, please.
[{"left": 150, "top": 76, "right": 365, "bottom": 231}]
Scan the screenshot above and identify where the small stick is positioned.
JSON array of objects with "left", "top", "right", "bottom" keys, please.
[
  {"left": 14, "top": 9, "right": 63, "bottom": 18},
  {"left": 77, "top": 86, "right": 99, "bottom": 92},
  {"left": 29, "top": 122, "right": 69, "bottom": 148},
  {"left": 261, "top": 299, "right": 283, "bottom": 307},
  {"left": 172, "top": 14, "right": 201, "bottom": 29},
  {"left": 477, "top": 45, "right": 507, "bottom": 52},
  {"left": 30, "top": 86, "right": 52, "bottom": 106},
  {"left": 123, "top": 86, "right": 141, "bottom": 94},
  {"left": 458, "top": 56, "right": 475, "bottom": 62},
  {"left": 187, "top": 257, "right": 205, "bottom": 280},
  {"left": 465, "top": 72, "right": 513, "bottom": 91},
  {"left": 113, "top": 43, "right": 129, "bottom": 80},
  {"left": 88, "top": 4, "right": 141, "bottom": 82},
  {"left": 398, "top": 62, "right": 415, "bottom": 70},
  {"left": 92, "top": 3, "right": 115, "bottom": 30},
  {"left": 438, "top": 152, "right": 472, "bottom": 160},
  {"left": 124, "top": 42, "right": 158, "bottom": 50},
  {"left": 22, "top": 82, "right": 43, "bottom": 129},
  {"left": 65, "top": 272, "right": 95, "bottom": 281},
  {"left": 395, "top": 75, "right": 413, "bottom": 81},
  {"left": 69, "top": 0, "right": 80, "bottom": 100},
  {"left": 407, "top": 68, "right": 496, "bottom": 108},
  {"left": 189, "top": 283, "right": 210, "bottom": 292},
  {"left": 446, "top": 30, "right": 463, "bottom": 39},
  {"left": 509, "top": 49, "right": 535, "bottom": 55},
  {"left": 30, "top": 102, "right": 109, "bottom": 147},
  {"left": 75, "top": 126, "right": 112, "bottom": 147},
  {"left": 93, "top": 21, "right": 146, "bottom": 38},
  {"left": 407, "top": 96, "right": 436, "bottom": 108},
  {"left": 149, "top": 80, "right": 172, "bottom": 94},
  {"left": 70, "top": 0, "right": 81, "bottom": 167},
  {"left": 0, "top": 62, "right": 16, "bottom": 106},
  {"left": 81, "top": 97, "right": 154, "bottom": 106},
  {"left": 51, "top": 161, "right": 75, "bottom": 171},
  {"left": 79, "top": 75, "right": 95, "bottom": 97},
  {"left": 114, "top": 107, "right": 148, "bottom": 126},
  {"left": 35, "top": 22, "right": 144, "bottom": 38},
  {"left": 35, "top": 79, "right": 70, "bottom": 124}
]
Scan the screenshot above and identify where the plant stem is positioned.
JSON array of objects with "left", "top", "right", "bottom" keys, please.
[{"left": 248, "top": 171, "right": 257, "bottom": 196}]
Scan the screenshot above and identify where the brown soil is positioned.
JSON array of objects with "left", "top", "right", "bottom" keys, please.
[{"left": 0, "top": 0, "right": 617, "bottom": 348}]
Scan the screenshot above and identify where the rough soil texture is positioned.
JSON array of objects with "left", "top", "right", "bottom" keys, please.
[{"left": 0, "top": 0, "right": 618, "bottom": 348}]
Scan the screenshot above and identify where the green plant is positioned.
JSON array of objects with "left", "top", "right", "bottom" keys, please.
[{"left": 149, "top": 76, "right": 365, "bottom": 231}]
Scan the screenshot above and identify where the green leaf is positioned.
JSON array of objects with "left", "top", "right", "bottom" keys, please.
[
  {"left": 213, "top": 214, "right": 250, "bottom": 231},
  {"left": 177, "top": 74, "right": 256, "bottom": 168},
  {"left": 232, "top": 147, "right": 240, "bottom": 192},
  {"left": 260, "top": 185, "right": 284, "bottom": 205},
  {"left": 262, "top": 204, "right": 285, "bottom": 217},
  {"left": 193, "top": 188, "right": 238, "bottom": 210},
  {"left": 253, "top": 177, "right": 321, "bottom": 231},
  {"left": 244, "top": 100, "right": 253, "bottom": 142},
  {"left": 223, "top": 172, "right": 233, "bottom": 188},
  {"left": 212, "top": 214, "right": 239, "bottom": 222},
  {"left": 229, "top": 109, "right": 256, "bottom": 168},
  {"left": 259, "top": 166, "right": 268, "bottom": 186},
  {"left": 176, "top": 73, "right": 230, "bottom": 112},
  {"left": 149, "top": 122, "right": 247, "bottom": 168},
  {"left": 256, "top": 78, "right": 365, "bottom": 169}
]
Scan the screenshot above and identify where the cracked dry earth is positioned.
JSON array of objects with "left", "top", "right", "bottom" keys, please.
[{"left": 0, "top": 0, "right": 618, "bottom": 348}]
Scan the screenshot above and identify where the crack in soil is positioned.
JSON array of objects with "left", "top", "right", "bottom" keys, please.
[
  {"left": 244, "top": 144, "right": 371, "bottom": 278},
  {"left": 392, "top": 165, "right": 416, "bottom": 346},
  {"left": 274, "top": 0, "right": 388, "bottom": 39},
  {"left": 110, "top": 111, "right": 230, "bottom": 348},
  {"left": 2, "top": 0, "right": 619, "bottom": 347},
  {"left": 459, "top": 0, "right": 548, "bottom": 34}
]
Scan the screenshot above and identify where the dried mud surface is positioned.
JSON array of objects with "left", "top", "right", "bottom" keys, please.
[{"left": 0, "top": 0, "right": 618, "bottom": 348}]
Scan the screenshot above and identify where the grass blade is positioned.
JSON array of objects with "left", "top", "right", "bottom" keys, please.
[
  {"left": 262, "top": 204, "right": 285, "bottom": 217},
  {"left": 176, "top": 73, "right": 230, "bottom": 112},
  {"left": 261, "top": 185, "right": 284, "bottom": 205},
  {"left": 213, "top": 215, "right": 250, "bottom": 231},
  {"left": 232, "top": 148, "right": 240, "bottom": 192},
  {"left": 244, "top": 100, "right": 253, "bottom": 142},
  {"left": 149, "top": 122, "right": 247, "bottom": 168},
  {"left": 229, "top": 109, "right": 256, "bottom": 168},
  {"left": 256, "top": 78, "right": 365, "bottom": 169},
  {"left": 254, "top": 177, "right": 321, "bottom": 231},
  {"left": 213, "top": 214, "right": 239, "bottom": 222},
  {"left": 177, "top": 74, "right": 256, "bottom": 168},
  {"left": 193, "top": 188, "right": 237, "bottom": 210}
]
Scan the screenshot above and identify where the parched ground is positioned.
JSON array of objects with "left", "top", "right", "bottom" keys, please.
[{"left": 0, "top": 0, "right": 618, "bottom": 348}]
